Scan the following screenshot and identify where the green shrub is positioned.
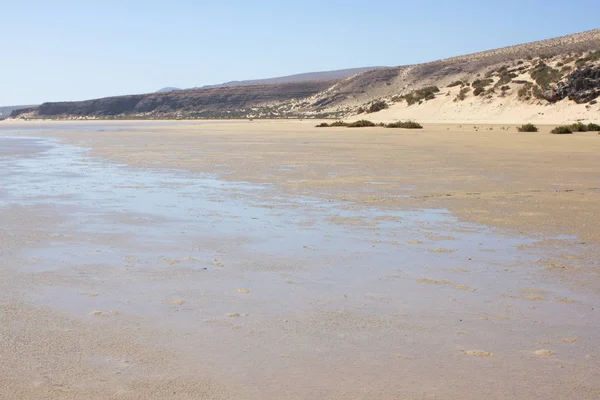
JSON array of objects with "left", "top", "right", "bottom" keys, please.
[
  {"left": 386, "top": 121, "right": 423, "bottom": 129},
  {"left": 330, "top": 120, "right": 349, "bottom": 127},
  {"left": 472, "top": 79, "right": 494, "bottom": 88},
  {"left": 586, "top": 123, "right": 600, "bottom": 131},
  {"left": 455, "top": 87, "right": 469, "bottom": 102},
  {"left": 517, "top": 123, "right": 538, "bottom": 132},
  {"left": 569, "top": 122, "right": 588, "bottom": 132},
  {"left": 529, "top": 63, "right": 562, "bottom": 89},
  {"left": 473, "top": 87, "right": 485, "bottom": 96},
  {"left": 518, "top": 82, "right": 534, "bottom": 99},
  {"left": 551, "top": 126, "right": 573, "bottom": 134},
  {"left": 400, "top": 86, "right": 440, "bottom": 106},
  {"left": 495, "top": 72, "right": 518, "bottom": 87},
  {"left": 447, "top": 81, "right": 463, "bottom": 88},
  {"left": 587, "top": 50, "right": 600, "bottom": 62},
  {"left": 316, "top": 120, "right": 379, "bottom": 128},
  {"left": 518, "top": 87, "right": 529, "bottom": 97},
  {"left": 576, "top": 50, "right": 600, "bottom": 65},
  {"left": 367, "top": 100, "right": 388, "bottom": 113},
  {"left": 532, "top": 85, "right": 544, "bottom": 99},
  {"left": 348, "top": 120, "right": 376, "bottom": 127},
  {"left": 565, "top": 122, "right": 600, "bottom": 132}
]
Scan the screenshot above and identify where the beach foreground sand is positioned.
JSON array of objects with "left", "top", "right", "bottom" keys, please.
[{"left": 1, "top": 120, "right": 599, "bottom": 399}]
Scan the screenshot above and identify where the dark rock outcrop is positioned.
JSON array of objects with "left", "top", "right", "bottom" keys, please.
[
  {"left": 542, "top": 66, "right": 600, "bottom": 103},
  {"left": 567, "top": 66, "right": 600, "bottom": 103}
]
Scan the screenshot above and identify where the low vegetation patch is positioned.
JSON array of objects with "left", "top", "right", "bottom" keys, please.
[
  {"left": 471, "top": 79, "right": 494, "bottom": 89},
  {"left": 316, "top": 120, "right": 424, "bottom": 129},
  {"left": 517, "top": 123, "right": 538, "bottom": 132},
  {"left": 472, "top": 78, "right": 495, "bottom": 96},
  {"left": 569, "top": 122, "right": 589, "bottom": 132},
  {"left": 564, "top": 122, "right": 600, "bottom": 132},
  {"left": 495, "top": 72, "right": 518, "bottom": 88},
  {"left": 517, "top": 82, "right": 544, "bottom": 100},
  {"left": 576, "top": 50, "right": 600, "bottom": 65},
  {"left": 348, "top": 119, "right": 377, "bottom": 127},
  {"left": 561, "top": 65, "right": 573, "bottom": 73},
  {"left": 367, "top": 100, "right": 388, "bottom": 113},
  {"left": 473, "top": 87, "right": 485, "bottom": 96},
  {"left": 399, "top": 86, "right": 440, "bottom": 106},
  {"left": 386, "top": 121, "right": 423, "bottom": 129},
  {"left": 447, "top": 80, "right": 465, "bottom": 88},
  {"left": 330, "top": 120, "right": 350, "bottom": 127},
  {"left": 551, "top": 126, "right": 573, "bottom": 134},
  {"left": 454, "top": 87, "right": 470, "bottom": 102},
  {"left": 529, "top": 63, "right": 562, "bottom": 89},
  {"left": 316, "top": 120, "right": 353, "bottom": 127},
  {"left": 532, "top": 85, "right": 544, "bottom": 99},
  {"left": 586, "top": 123, "right": 600, "bottom": 131}
]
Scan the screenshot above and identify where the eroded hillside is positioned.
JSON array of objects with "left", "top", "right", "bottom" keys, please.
[{"left": 10, "top": 29, "right": 600, "bottom": 121}]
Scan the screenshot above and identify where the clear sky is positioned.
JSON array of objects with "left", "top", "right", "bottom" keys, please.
[{"left": 1, "top": 0, "right": 599, "bottom": 105}]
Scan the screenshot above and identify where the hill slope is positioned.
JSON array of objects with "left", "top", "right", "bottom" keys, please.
[
  {"left": 0, "top": 105, "right": 38, "bottom": 119},
  {"left": 304, "top": 28, "right": 600, "bottom": 111},
  {"left": 10, "top": 29, "right": 600, "bottom": 122}
]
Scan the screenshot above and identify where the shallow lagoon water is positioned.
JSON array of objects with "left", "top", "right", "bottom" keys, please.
[
  {"left": 2, "top": 127, "right": 600, "bottom": 399},
  {"left": 1, "top": 135, "right": 585, "bottom": 319}
]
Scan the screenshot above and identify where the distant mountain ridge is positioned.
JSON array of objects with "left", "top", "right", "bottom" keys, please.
[
  {"left": 196, "top": 67, "right": 385, "bottom": 89},
  {"left": 155, "top": 67, "right": 383, "bottom": 93},
  {"left": 0, "top": 105, "right": 38, "bottom": 119},
  {"left": 156, "top": 87, "right": 182, "bottom": 93}
]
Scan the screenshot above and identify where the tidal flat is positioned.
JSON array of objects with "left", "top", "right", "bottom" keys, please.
[{"left": 1, "top": 120, "right": 599, "bottom": 399}]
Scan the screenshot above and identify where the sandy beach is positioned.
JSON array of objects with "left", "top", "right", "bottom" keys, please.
[{"left": 1, "top": 120, "right": 599, "bottom": 399}]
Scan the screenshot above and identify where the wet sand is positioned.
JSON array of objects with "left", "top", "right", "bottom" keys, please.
[{"left": 1, "top": 120, "right": 599, "bottom": 399}]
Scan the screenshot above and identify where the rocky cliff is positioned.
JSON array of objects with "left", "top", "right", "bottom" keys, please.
[{"left": 12, "top": 81, "right": 336, "bottom": 119}]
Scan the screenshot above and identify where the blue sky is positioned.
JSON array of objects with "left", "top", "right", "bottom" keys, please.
[{"left": 1, "top": 0, "right": 598, "bottom": 105}]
